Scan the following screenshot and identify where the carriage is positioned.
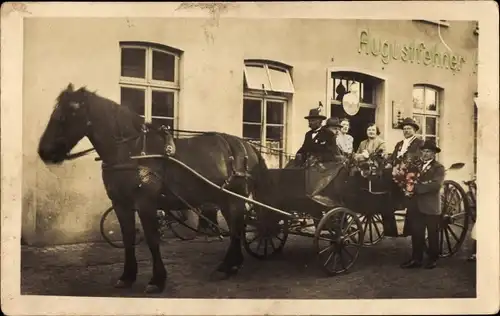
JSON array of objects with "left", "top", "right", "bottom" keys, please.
[
  {"left": 238, "top": 157, "right": 472, "bottom": 275},
  {"left": 99, "top": 145, "right": 472, "bottom": 276},
  {"left": 38, "top": 85, "right": 473, "bottom": 293}
]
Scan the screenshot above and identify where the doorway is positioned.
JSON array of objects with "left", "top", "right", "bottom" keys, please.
[{"left": 331, "top": 104, "right": 376, "bottom": 152}]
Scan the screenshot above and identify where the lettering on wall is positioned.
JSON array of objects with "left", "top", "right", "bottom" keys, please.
[{"left": 358, "top": 30, "right": 466, "bottom": 71}]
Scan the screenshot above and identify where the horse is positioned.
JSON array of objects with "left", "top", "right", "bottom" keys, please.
[{"left": 37, "top": 83, "right": 273, "bottom": 294}]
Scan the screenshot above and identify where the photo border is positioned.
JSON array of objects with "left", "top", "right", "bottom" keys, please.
[{"left": 1, "top": 1, "right": 499, "bottom": 315}]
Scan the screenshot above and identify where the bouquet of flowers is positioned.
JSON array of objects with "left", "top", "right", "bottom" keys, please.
[
  {"left": 356, "top": 149, "right": 388, "bottom": 180},
  {"left": 391, "top": 155, "right": 423, "bottom": 197}
]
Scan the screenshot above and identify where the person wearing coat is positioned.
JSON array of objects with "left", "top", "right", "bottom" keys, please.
[
  {"left": 337, "top": 118, "right": 354, "bottom": 156},
  {"left": 354, "top": 123, "right": 386, "bottom": 161},
  {"left": 389, "top": 117, "right": 425, "bottom": 165},
  {"left": 295, "top": 108, "right": 340, "bottom": 165},
  {"left": 400, "top": 139, "right": 445, "bottom": 269},
  {"left": 387, "top": 117, "right": 425, "bottom": 237}
]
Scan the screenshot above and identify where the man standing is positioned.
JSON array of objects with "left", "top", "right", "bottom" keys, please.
[
  {"left": 401, "top": 139, "right": 445, "bottom": 269},
  {"left": 295, "top": 108, "right": 339, "bottom": 165},
  {"left": 385, "top": 117, "right": 425, "bottom": 237}
]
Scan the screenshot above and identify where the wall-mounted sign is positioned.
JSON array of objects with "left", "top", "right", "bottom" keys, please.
[
  {"left": 342, "top": 92, "right": 360, "bottom": 116},
  {"left": 358, "top": 30, "right": 466, "bottom": 72}
]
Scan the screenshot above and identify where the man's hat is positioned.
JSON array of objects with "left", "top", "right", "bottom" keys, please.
[
  {"left": 400, "top": 117, "right": 420, "bottom": 131},
  {"left": 325, "top": 117, "right": 342, "bottom": 128},
  {"left": 304, "top": 108, "right": 327, "bottom": 120},
  {"left": 421, "top": 139, "right": 441, "bottom": 153}
]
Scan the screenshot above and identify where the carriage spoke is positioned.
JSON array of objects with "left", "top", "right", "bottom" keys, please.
[
  {"left": 319, "top": 243, "right": 335, "bottom": 255},
  {"left": 338, "top": 250, "right": 347, "bottom": 270},
  {"left": 256, "top": 238, "right": 263, "bottom": 251},
  {"left": 346, "top": 229, "right": 361, "bottom": 240},
  {"left": 342, "top": 245, "right": 355, "bottom": 261},
  {"left": 444, "top": 227, "right": 453, "bottom": 254},
  {"left": 246, "top": 234, "right": 259, "bottom": 245},
  {"left": 368, "top": 217, "right": 374, "bottom": 243},
  {"left": 439, "top": 229, "right": 444, "bottom": 254},
  {"left": 450, "top": 222, "right": 465, "bottom": 230},
  {"left": 373, "top": 217, "right": 383, "bottom": 238},
  {"left": 446, "top": 226, "right": 460, "bottom": 243},
  {"left": 323, "top": 250, "right": 335, "bottom": 267}
]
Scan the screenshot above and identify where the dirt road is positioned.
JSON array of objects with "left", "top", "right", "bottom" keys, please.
[{"left": 21, "top": 233, "right": 475, "bottom": 299}]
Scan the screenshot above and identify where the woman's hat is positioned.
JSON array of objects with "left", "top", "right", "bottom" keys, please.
[
  {"left": 421, "top": 139, "right": 441, "bottom": 153},
  {"left": 325, "top": 117, "right": 342, "bottom": 128},
  {"left": 304, "top": 108, "right": 327, "bottom": 120},
  {"left": 400, "top": 117, "right": 420, "bottom": 131}
]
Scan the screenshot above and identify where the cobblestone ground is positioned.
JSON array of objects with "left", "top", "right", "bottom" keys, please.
[{"left": 22, "top": 230, "right": 476, "bottom": 299}]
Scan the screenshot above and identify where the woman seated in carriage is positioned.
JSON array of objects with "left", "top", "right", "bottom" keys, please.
[{"left": 354, "top": 123, "right": 387, "bottom": 163}]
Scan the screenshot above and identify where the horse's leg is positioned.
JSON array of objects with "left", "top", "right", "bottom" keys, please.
[
  {"left": 211, "top": 198, "right": 245, "bottom": 280},
  {"left": 136, "top": 197, "right": 167, "bottom": 293},
  {"left": 113, "top": 201, "right": 138, "bottom": 288}
]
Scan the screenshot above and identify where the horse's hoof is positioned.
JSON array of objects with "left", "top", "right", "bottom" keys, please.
[
  {"left": 144, "top": 284, "right": 163, "bottom": 294},
  {"left": 114, "top": 279, "right": 134, "bottom": 289}
]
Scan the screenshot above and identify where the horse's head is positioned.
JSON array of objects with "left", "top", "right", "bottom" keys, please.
[{"left": 38, "top": 83, "right": 92, "bottom": 164}]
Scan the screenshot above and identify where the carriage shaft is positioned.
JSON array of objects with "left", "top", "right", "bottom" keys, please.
[{"left": 129, "top": 154, "right": 294, "bottom": 218}]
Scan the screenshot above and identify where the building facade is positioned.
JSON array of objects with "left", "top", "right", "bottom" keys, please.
[{"left": 22, "top": 18, "right": 478, "bottom": 245}]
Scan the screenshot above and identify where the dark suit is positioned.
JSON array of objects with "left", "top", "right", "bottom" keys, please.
[
  {"left": 296, "top": 127, "right": 340, "bottom": 163},
  {"left": 389, "top": 136, "right": 425, "bottom": 164},
  {"left": 407, "top": 159, "right": 445, "bottom": 262},
  {"left": 386, "top": 136, "right": 425, "bottom": 237}
]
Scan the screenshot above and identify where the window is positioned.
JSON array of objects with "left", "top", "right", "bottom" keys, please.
[
  {"left": 412, "top": 85, "right": 441, "bottom": 146},
  {"left": 243, "top": 60, "right": 294, "bottom": 168},
  {"left": 119, "top": 42, "right": 182, "bottom": 130}
]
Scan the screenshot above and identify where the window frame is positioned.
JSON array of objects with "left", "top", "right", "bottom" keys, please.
[
  {"left": 243, "top": 61, "right": 295, "bottom": 94},
  {"left": 243, "top": 60, "right": 293, "bottom": 168},
  {"left": 330, "top": 74, "right": 379, "bottom": 111},
  {"left": 119, "top": 43, "right": 181, "bottom": 127},
  {"left": 412, "top": 85, "right": 441, "bottom": 146}
]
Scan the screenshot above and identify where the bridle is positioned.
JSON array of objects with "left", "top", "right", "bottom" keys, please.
[{"left": 62, "top": 98, "right": 143, "bottom": 162}]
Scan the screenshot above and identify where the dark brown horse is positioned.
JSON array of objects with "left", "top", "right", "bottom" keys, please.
[{"left": 37, "top": 83, "right": 273, "bottom": 293}]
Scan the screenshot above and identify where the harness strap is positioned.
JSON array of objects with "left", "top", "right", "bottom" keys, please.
[{"left": 214, "top": 133, "right": 251, "bottom": 189}]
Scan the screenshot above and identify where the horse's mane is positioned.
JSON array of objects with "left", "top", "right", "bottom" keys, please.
[{"left": 56, "top": 84, "right": 144, "bottom": 133}]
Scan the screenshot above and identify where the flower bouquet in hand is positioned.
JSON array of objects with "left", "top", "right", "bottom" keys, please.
[
  {"left": 391, "top": 155, "right": 423, "bottom": 197},
  {"left": 357, "top": 149, "right": 388, "bottom": 180}
]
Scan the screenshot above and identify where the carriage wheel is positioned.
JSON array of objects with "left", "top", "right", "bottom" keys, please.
[
  {"left": 360, "top": 213, "right": 385, "bottom": 246},
  {"left": 314, "top": 207, "right": 364, "bottom": 276},
  {"left": 426, "top": 180, "right": 471, "bottom": 258},
  {"left": 160, "top": 209, "right": 198, "bottom": 241},
  {"left": 242, "top": 199, "right": 289, "bottom": 259},
  {"left": 100, "top": 207, "right": 144, "bottom": 248}
]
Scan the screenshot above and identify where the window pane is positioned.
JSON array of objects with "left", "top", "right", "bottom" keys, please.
[
  {"left": 151, "top": 90, "right": 175, "bottom": 118},
  {"left": 243, "top": 99, "right": 262, "bottom": 123},
  {"left": 151, "top": 117, "right": 174, "bottom": 130},
  {"left": 425, "top": 88, "right": 438, "bottom": 111},
  {"left": 152, "top": 51, "right": 175, "bottom": 82},
  {"left": 243, "top": 124, "right": 261, "bottom": 142},
  {"left": 266, "top": 126, "right": 283, "bottom": 142},
  {"left": 268, "top": 67, "right": 294, "bottom": 93},
  {"left": 425, "top": 135, "right": 437, "bottom": 144},
  {"left": 412, "top": 115, "right": 423, "bottom": 134},
  {"left": 425, "top": 116, "right": 437, "bottom": 136},
  {"left": 334, "top": 79, "right": 348, "bottom": 101},
  {"left": 121, "top": 48, "right": 146, "bottom": 78},
  {"left": 412, "top": 87, "right": 424, "bottom": 110},
  {"left": 266, "top": 101, "right": 284, "bottom": 124},
  {"left": 121, "top": 87, "right": 145, "bottom": 116},
  {"left": 244, "top": 65, "right": 271, "bottom": 91}
]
